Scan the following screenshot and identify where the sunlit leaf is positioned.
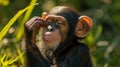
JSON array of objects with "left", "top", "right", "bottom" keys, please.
[
  {"left": 94, "top": 25, "right": 102, "bottom": 42},
  {"left": 16, "top": 0, "right": 37, "bottom": 42},
  {"left": 0, "top": 0, "right": 37, "bottom": 42},
  {"left": 17, "top": 47, "right": 24, "bottom": 65},
  {"left": 104, "top": 63, "right": 108, "bottom": 67},
  {"left": 8, "top": 52, "right": 24, "bottom": 65},
  {"left": 0, "top": 0, "right": 9, "bottom": 6},
  {"left": 1, "top": 54, "right": 7, "bottom": 65}
]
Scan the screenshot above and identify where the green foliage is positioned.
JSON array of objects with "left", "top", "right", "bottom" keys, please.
[
  {"left": 0, "top": 0, "right": 37, "bottom": 42},
  {"left": 0, "top": 0, "right": 37, "bottom": 66},
  {"left": 0, "top": 51, "right": 24, "bottom": 67},
  {"left": 0, "top": 0, "right": 9, "bottom": 6},
  {"left": 16, "top": 0, "right": 37, "bottom": 42}
]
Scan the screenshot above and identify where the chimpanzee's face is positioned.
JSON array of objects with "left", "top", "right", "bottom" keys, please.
[{"left": 43, "top": 15, "right": 69, "bottom": 49}]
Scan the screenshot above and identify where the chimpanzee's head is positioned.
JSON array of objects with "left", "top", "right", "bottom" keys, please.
[{"left": 42, "top": 6, "right": 92, "bottom": 50}]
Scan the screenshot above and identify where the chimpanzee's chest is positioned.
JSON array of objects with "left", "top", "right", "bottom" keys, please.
[{"left": 50, "top": 47, "right": 80, "bottom": 67}]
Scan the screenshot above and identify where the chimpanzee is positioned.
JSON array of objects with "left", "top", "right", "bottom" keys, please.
[{"left": 24, "top": 6, "right": 93, "bottom": 67}]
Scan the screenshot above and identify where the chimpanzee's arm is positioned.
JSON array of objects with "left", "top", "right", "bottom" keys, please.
[{"left": 24, "top": 17, "right": 49, "bottom": 67}]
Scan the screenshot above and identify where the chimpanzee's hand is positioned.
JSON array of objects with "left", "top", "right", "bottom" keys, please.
[
  {"left": 25, "top": 16, "right": 45, "bottom": 31},
  {"left": 24, "top": 16, "right": 45, "bottom": 44}
]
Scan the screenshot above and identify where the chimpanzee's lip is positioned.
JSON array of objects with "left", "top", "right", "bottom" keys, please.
[{"left": 43, "top": 36, "right": 56, "bottom": 41}]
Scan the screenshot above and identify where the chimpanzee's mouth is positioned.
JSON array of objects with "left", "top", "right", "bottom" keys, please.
[{"left": 43, "top": 35, "right": 57, "bottom": 42}]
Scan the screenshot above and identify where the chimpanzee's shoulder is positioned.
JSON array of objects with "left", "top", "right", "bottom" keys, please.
[{"left": 73, "top": 40, "right": 90, "bottom": 52}]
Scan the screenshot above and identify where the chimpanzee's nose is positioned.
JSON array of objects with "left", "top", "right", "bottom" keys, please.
[{"left": 47, "top": 25, "right": 55, "bottom": 32}]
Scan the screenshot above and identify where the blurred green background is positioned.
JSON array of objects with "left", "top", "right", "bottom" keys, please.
[{"left": 0, "top": 0, "right": 120, "bottom": 67}]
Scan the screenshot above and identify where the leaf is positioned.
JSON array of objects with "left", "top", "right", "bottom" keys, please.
[
  {"left": 8, "top": 52, "right": 24, "bottom": 65},
  {"left": 0, "top": 0, "right": 9, "bottom": 6},
  {"left": 0, "top": 0, "right": 37, "bottom": 42},
  {"left": 16, "top": 47, "right": 24, "bottom": 65},
  {"left": 16, "top": 0, "right": 37, "bottom": 42}
]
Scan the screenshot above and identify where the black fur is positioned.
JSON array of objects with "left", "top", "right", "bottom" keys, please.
[{"left": 24, "top": 6, "right": 93, "bottom": 67}]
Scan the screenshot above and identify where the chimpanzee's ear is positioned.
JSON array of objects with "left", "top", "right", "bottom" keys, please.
[{"left": 75, "top": 16, "right": 92, "bottom": 38}]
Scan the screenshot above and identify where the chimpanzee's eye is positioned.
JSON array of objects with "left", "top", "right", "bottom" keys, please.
[
  {"left": 46, "top": 19, "right": 52, "bottom": 25},
  {"left": 57, "top": 21, "right": 65, "bottom": 26}
]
